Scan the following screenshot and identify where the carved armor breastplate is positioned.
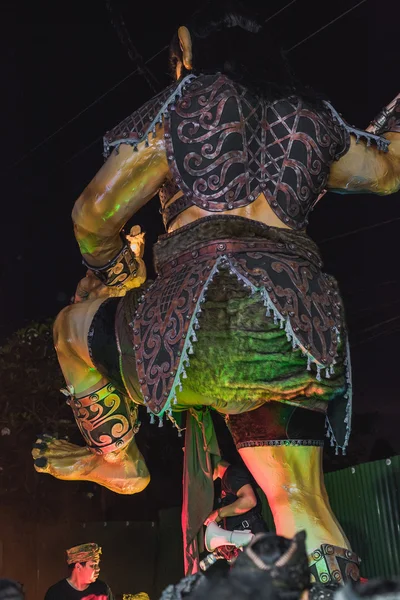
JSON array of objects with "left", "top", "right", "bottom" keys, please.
[
  {"left": 104, "top": 74, "right": 389, "bottom": 230},
  {"left": 163, "top": 74, "right": 350, "bottom": 230}
]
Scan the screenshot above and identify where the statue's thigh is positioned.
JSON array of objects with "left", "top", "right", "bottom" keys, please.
[{"left": 54, "top": 298, "right": 107, "bottom": 368}]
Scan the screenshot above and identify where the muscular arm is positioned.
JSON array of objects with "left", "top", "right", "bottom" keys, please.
[
  {"left": 218, "top": 484, "right": 258, "bottom": 519},
  {"left": 328, "top": 131, "right": 400, "bottom": 196},
  {"left": 72, "top": 127, "right": 169, "bottom": 266}
]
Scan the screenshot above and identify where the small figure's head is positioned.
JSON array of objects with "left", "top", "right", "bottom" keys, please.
[
  {"left": 0, "top": 579, "right": 24, "bottom": 600},
  {"left": 66, "top": 543, "right": 101, "bottom": 586},
  {"left": 213, "top": 459, "right": 230, "bottom": 481}
]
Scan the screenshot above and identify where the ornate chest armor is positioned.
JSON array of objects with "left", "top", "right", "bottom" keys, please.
[
  {"left": 163, "top": 74, "right": 349, "bottom": 230},
  {"left": 104, "top": 73, "right": 388, "bottom": 231}
]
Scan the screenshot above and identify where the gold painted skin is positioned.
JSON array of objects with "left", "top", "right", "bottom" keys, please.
[{"left": 33, "top": 28, "right": 400, "bottom": 552}]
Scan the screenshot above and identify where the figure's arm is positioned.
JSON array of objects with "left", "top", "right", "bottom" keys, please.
[
  {"left": 204, "top": 484, "right": 258, "bottom": 525},
  {"left": 328, "top": 132, "right": 400, "bottom": 195},
  {"left": 328, "top": 96, "right": 400, "bottom": 196},
  {"left": 72, "top": 126, "right": 169, "bottom": 266},
  {"left": 218, "top": 484, "right": 258, "bottom": 519}
]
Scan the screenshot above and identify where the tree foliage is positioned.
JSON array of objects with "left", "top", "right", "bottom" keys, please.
[
  {"left": 0, "top": 320, "right": 72, "bottom": 434},
  {"left": 0, "top": 321, "right": 75, "bottom": 512}
]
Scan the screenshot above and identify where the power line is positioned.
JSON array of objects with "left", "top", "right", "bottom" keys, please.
[
  {"left": 7, "top": 0, "right": 367, "bottom": 172},
  {"left": 319, "top": 216, "right": 400, "bottom": 245},
  {"left": 63, "top": 136, "right": 103, "bottom": 166},
  {"left": 351, "top": 322, "right": 400, "bottom": 348},
  {"left": 286, "top": 0, "right": 367, "bottom": 52},
  {"left": 5, "top": 44, "right": 168, "bottom": 173},
  {"left": 264, "top": 0, "right": 297, "bottom": 24},
  {"left": 354, "top": 315, "right": 400, "bottom": 336},
  {"left": 105, "top": 0, "right": 159, "bottom": 93},
  {"left": 4, "top": 1, "right": 300, "bottom": 172},
  {"left": 65, "top": 2, "right": 367, "bottom": 168}
]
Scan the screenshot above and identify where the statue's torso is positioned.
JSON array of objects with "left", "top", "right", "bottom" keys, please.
[
  {"left": 159, "top": 74, "right": 349, "bottom": 230},
  {"left": 103, "top": 73, "right": 351, "bottom": 233}
]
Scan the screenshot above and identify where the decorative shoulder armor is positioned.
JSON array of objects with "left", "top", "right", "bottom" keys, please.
[
  {"left": 103, "top": 75, "right": 197, "bottom": 158},
  {"left": 323, "top": 100, "right": 390, "bottom": 152}
]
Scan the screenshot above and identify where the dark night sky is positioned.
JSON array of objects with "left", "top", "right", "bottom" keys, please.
[{"left": 0, "top": 0, "right": 399, "bottom": 458}]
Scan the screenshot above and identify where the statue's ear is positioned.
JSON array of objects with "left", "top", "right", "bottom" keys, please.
[{"left": 177, "top": 26, "right": 193, "bottom": 71}]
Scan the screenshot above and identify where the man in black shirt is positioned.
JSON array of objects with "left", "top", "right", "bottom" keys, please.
[
  {"left": 204, "top": 460, "right": 268, "bottom": 534},
  {"left": 44, "top": 543, "right": 114, "bottom": 600}
]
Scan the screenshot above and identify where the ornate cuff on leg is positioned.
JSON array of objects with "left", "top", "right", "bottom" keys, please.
[
  {"left": 65, "top": 383, "right": 137, "bottom": 454},
  {"left": 309, "top": 544, "right": 361, "bottom": 586},
  {"left": 83, "top": 234, "right": 139, "bottom": 290}
]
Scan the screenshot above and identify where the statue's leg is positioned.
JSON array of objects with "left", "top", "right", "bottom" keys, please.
[
  {"left": 239, "top": 444, "right": 348, "bottom": 551},
  {"left": 32, "top": 298, "right": 150, "bottom": 494},
  {"left": 238, "top": 445, "right": 360, "bottom": 584}
]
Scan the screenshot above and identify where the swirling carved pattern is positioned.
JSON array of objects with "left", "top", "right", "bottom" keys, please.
[
  {"left": 70, "top": 383, "right": 133, "bottom": 454},
  {"left": 232, "top": 251, "right": 342, "bottom": 362},
  {"left": 132, "top": 239, "right": 342, "bottom": 414},
  {"left": 133, "top": 257, "right": 216, "bottom": 414},
  {"left": 164, "top": 74, "right": 347, "bottom": 229}
]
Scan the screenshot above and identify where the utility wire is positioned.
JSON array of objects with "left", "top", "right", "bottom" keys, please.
[
  {"left": 351, "top": 323, "right": 400, "bottom": 348},
  {"left": 319, "top": 216, "right": 400, "bottom": 245},
  {"left": 105, "top": 0, "right": 159, "bottom": 93},
  {"left": 4, "top": 44, "right": 168, "bottom": 173},
  {"left": 65, "top": 1, "right": 368, "bottom": 167},
  {"left": 7, "top": 0, "right": 368, "bottom": 172},
  {"left": 264, "top": 0, "right": 297, "bottom": 24},
  {"left": 286, "top": 0, "right": 366, "bottom": 52},
  {"left": 353, "top": 315, "right": 400, "bottom": 336}
]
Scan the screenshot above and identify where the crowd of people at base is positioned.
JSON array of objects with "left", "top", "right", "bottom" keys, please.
[
  {"left": 1, "top": 534, "right": 400, "bottom": 600},
  {"left": 1, "top": 462, "right": 400, "bottom": 599},
  {"left": 159, "top": 533, "right": 400, "bottom": 600},
  {"left": 1, "top": 543, "right": 400, "bottom": 600}
]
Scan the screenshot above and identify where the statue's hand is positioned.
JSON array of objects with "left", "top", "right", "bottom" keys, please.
[
  {"left": 74, "top": 226, "right": 147, "bottom": 302},
  {"left": 74, "top": 270, "right": 108, "bottom": 303}
]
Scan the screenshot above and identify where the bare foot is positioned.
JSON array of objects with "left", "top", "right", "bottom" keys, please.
[{"left": 32, "top": 436, "right": 150, "bottom": 494}]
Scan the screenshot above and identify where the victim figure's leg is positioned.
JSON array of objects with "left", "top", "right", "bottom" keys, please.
[{"left": 32, "top": 298, "right": 150, "bottom": 494}]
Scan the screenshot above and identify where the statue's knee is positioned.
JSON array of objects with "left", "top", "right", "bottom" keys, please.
[{"left": 53, "top": 305, "right": 78, "bottom": 356}]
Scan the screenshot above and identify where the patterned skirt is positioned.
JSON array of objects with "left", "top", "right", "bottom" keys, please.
[{"left": 110, "top": 216, "right": 352, "bottom": 452}]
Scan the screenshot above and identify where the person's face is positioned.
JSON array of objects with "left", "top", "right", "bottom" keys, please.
[{"left": 79, "top": 560, "right": 100, "bottom": 585}]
